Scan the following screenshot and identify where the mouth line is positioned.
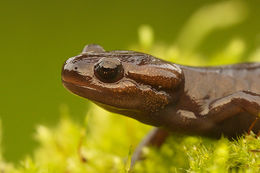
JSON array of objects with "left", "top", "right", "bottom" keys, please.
[
  {"left": 62, "top": 78, "right": 143, "bottom": 118},
  {"left": 62, "top": 79, "right": 100, "bottom": 94},
  {"left": 62, "top": 80, "right": 112, "bottom": 108}
]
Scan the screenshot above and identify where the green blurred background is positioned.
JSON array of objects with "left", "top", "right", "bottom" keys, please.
[{"left": 0, "top": 0, "right": 260, "bottom": 162}]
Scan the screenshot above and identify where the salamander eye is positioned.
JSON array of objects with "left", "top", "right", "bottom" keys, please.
[{"left": 94, "top": 57, "right": 124, "bottom": 83}]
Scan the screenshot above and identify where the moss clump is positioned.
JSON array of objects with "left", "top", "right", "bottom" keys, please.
[{"left": 1, "top": 105, "right": 260, "bottom": 173}]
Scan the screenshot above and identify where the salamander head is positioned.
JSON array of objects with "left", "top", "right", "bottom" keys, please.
[{"left": 62, "top": 44, "right": 183, "bottom": 123}]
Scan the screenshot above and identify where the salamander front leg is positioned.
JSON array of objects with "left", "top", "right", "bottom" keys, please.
[
  {"left": 130, "top": 128, "right": 169, "bottom": 169},
  {"left": 201, "top": 91, "right": 260, "bottom": 134}
]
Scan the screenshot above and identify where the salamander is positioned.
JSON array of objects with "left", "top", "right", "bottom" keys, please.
[
  {"left": 62, "top": 44, "right": 260, "bottom": 137},
  {"left": 62, "top": 44, "right": 260, "bottom": 164}
]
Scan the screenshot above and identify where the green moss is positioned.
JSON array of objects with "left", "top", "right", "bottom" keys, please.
[{"left": 0, "top": 105, "right": 260, "bottom": 173}]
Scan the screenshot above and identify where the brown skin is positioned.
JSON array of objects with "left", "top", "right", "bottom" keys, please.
[
  {"left": 62, "top": 44, "right": 260, "bottom": 167},
  {"left": 62, "top": 44, "right": 260, "bottom": 138}
]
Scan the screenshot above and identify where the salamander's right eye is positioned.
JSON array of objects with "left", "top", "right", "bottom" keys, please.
[{"left": 94, "top": 57, "right": 124, "bottom": 83}]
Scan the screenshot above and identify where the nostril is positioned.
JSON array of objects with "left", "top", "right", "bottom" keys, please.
[{"left": 74, "top": 67, "right": 78, "bottom": 70}]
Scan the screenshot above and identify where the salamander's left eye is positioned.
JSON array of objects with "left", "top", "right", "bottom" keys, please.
[{"left": 94, "top": 58, "right": 124, "bottom": 83}]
